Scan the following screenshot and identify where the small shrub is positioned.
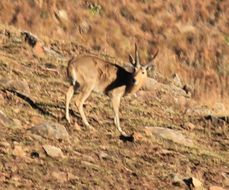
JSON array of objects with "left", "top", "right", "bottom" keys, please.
[
  {"left": 224, "top": 35, "right": 229, "bottom": 46},
  {"left": 40, "top": 10, "right": 49, "bottom": 19},
  {"left": 217, "top": 63, "right": 229, "bottom": 76},
  {"left": 28, "top": 0, "right": 36, "bottom": 7},
  {"left": 88, "top": 3, "right": 102, "bottom": 15},
  {"left": 120, "top": 7, "right": 135, "bottom": 21}
]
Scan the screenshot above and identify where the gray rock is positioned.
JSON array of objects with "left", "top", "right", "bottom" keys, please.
[
  {"left": 144, "top": 127, "right": 194, "bottom": 147},
  {"left": 213, "top": 102, "right": 226, "bottom": 113},
  {"left": 142, "top": 77, "right": 158, "bottom": 91},
  {"left": 54, "top": 9, "right": 69, "bottom": 29},
  {"left": 43, "top": 145, "right": 64, "bottom": 158},
  {"left": 172, "top": 73, "right": 182, "bottom": 88},
  {"left": 55, "top": 9, "right": 68, "bottom": 22},
  {"left": 191, "top": 177, "right": 203, "bottom": 189},
  {"left": 51, "top": 171, "right": 68, "bottom": 183},
  {"left": 183, "top": 177, "right": 205, "bottom": 190},
  {"left": 142, "top": 77, "right": 190, "bottom": 98},
  {"left": 79, "top": 21, "right": 91, "bottom": 34},
  {"left": 0, "top": 78, "right": 30, "bottom": 95},
  {"left": 81, "top": 161, "right": 101, "bottom": 170},
  {"left": 0, "top": 110, "right": 13, "bottom": 127},
  {"left": 12, "top": 144, "right": 26, "bottom": 157},
  {"left": 0, "top": 140, "right": 11, "bottom": 154},
  {"left": 0, "top": 110, "right": 21, "bottom": 128},
  {"left": 171, "top": 174, "right": 186, "bottom": 188},
  {"left": 222, "top": 171, "right": 229, "bottom": 187},
  {"left": 186, "top": 106, "right": 213, "bottom": 116},
  {"left": 30, "top": 121, "right": 69, "bottom": 141},
  {"left": 183, "top": 122, "right": 196, "bottom": 130},
  {"left": 99, "top": 151, "right": 109, "bottom": 160}
]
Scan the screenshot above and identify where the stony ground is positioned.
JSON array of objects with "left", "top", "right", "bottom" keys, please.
[
  {"left": 1, "top": 0, "right": 229, "bottom": 108},
  {"left": 0, "top": 26, "right": 229, "bottom": 190}
]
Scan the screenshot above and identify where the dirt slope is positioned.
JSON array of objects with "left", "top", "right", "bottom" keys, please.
[
  {"left": 0, "top": 0, "right": 229, "bottom": 110},
  {"left": 0, "top": 24, "right": 229, "bottom": 189}
]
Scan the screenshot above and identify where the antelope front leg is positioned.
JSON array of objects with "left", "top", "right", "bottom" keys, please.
[{"left": 111, "top": 94, "right": 128, "bottom": 136}]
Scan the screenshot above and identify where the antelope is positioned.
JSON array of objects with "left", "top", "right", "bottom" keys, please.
[{"left": 65, "top": 44, "right": 158, "bottom": 137}]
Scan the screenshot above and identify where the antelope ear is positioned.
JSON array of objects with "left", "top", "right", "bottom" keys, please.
[
  {"left": 146, "top": 64, "right": 155, "bottom": 72},
  {"left": 144, "top": 62, "right": 154, "bottom": 70},
  {"left": 129, "top": 54, "right": 135, "bottom": 66}
]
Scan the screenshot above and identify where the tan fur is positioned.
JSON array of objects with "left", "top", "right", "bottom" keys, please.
[{"left": 65, "top": 45, "right": 158, "bottom": 136}]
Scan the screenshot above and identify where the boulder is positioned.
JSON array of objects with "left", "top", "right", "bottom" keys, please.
[
  {"left": 144, "top": 127, "right": 194, "bottom": 147},
  {"left": 192, "top": 177, "right": 203, "bottom": 188},
  {"left": 99, "top": 151, "right": 109, "bottom": 160},
  {"left": 12, "top": 144, "right": 26, "bottom": 158},
  {"left": 51, "top": 171, "right": 68, "bottom": 183},
  {"left": 172, "top": 73, "right": 183, "bottom": 88},
  {"left": 21, "top": 31, "right": 45, "bottom": 57},
  {"left": 30, "top": 121, "right": 69, "bottom": 141},
  {"left": 222, "top": 172, "right": 229, "bottom": 187},
  {"left": 0, "top": 78, "right": 30, "bottom": 95},
  {"left": 43, "top": 145, "right": 64, "bottom": 158},
  {"left": 183, "top": 177, "right": 206, "bottom": 190},
  {"left": 54, "top": 9, "right": 69, "bottom": 29},
  {"left": 55, "top": 9, "right": 68, "bottom": 22},
  {"left": 79, "top": 21, "right": 91, "bottom": 34},
  {"left": 0, "top": 140, "right": 11, "bottom": 154},
  {"left": 33, "top": 41, "right": 45, "bottom": 57},
  {"left": 171, "top": 173, "right": 186, "bottom": 188},
  {"left": 0, "top": 110, "right": 21, "bottom": 128},
  {"left": 183, "top": 122, "right": 196, "bottom": 130}
]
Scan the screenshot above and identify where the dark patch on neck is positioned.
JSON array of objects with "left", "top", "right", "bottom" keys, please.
[{"left": 104, "top": 65, "right": 133, "bottom": 95}]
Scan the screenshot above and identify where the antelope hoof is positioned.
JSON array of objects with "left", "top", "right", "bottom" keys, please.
[
  {"left": 85, "top": 123, "right": 96, "bottom": 131},
  {"left": 119, "top": 132, "right": 134, "bottom": 142},
  {"left": 66, "top": 116, "right": 71, "bottom": 124}
]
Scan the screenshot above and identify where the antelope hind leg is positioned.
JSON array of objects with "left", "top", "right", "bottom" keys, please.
[
  {"left": 75, "top": 86, "right": 94, "bottom": 129},
  {"left": 65, "top": 85, "right": 74, "bottom": 123}
]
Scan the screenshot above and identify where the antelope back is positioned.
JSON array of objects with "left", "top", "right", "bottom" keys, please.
[
  {"left": 67, "top": 55, "right": 129, "bottom": 94},
  {"left": 67, "top": 45, "right": 158, "bottom": 95}
]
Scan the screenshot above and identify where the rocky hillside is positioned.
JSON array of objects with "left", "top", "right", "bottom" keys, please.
[
  {"left": 0, "top": 0, "right": 229, "bottom": 110},
  {"left": 0, "top": 23, "right": 229, "bottom": 189},
  {"left": 0, "top": 1, "right": 229, "bottom": 189}
]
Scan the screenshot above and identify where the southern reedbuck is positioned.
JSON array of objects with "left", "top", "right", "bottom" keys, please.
[{"left": 65, "top": 44, "right": 158, "bottom": 137}]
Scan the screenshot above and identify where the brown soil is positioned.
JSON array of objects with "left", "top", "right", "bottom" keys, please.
[
  {"left": 0, "top": 1, "right": 229, "bottom": 189},
  {"left": 0, "top": 0, "right": 229, "bottom": 110}
]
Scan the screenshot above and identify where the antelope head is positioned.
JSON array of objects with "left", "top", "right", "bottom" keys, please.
[{"left": 129, "top": 44, "right": 159, "bottom": 91}]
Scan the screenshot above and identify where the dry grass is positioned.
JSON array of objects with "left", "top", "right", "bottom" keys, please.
[
  {"left": 0, "top": 0, "right": 229, "bottom": 188},
  {"left": 1, "top": 0, "right": 227, "bottom": 110},
  {"left": 0, "top": 25, "right": 228, "bottom": 189}
]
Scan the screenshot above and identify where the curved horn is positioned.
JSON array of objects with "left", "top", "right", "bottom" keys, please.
[
  {"left": 135, "top": 43, "right": 140, "bottom": 67},
  {"left": 144, "top": 49, "right": 159, "bottom": 68},
  {"left": 129, "top": 54, "right": 135, "bottom": 67},
  {"left": 152, "top": 49, "right": 159, "bottom": 60}
]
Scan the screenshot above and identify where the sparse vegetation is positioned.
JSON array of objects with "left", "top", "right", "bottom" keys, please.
[
  {"left": 87, "top": 2, "right": 102, "bottom": 15},
  {"left": 0, "top": 0, "right": 228, "bottom": 189},
  {"left": 225, "top": 35, "right": 229, "bottom": 46},
  {"left": 40, "top": 10, "right": 49, "bottom": 19}
]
